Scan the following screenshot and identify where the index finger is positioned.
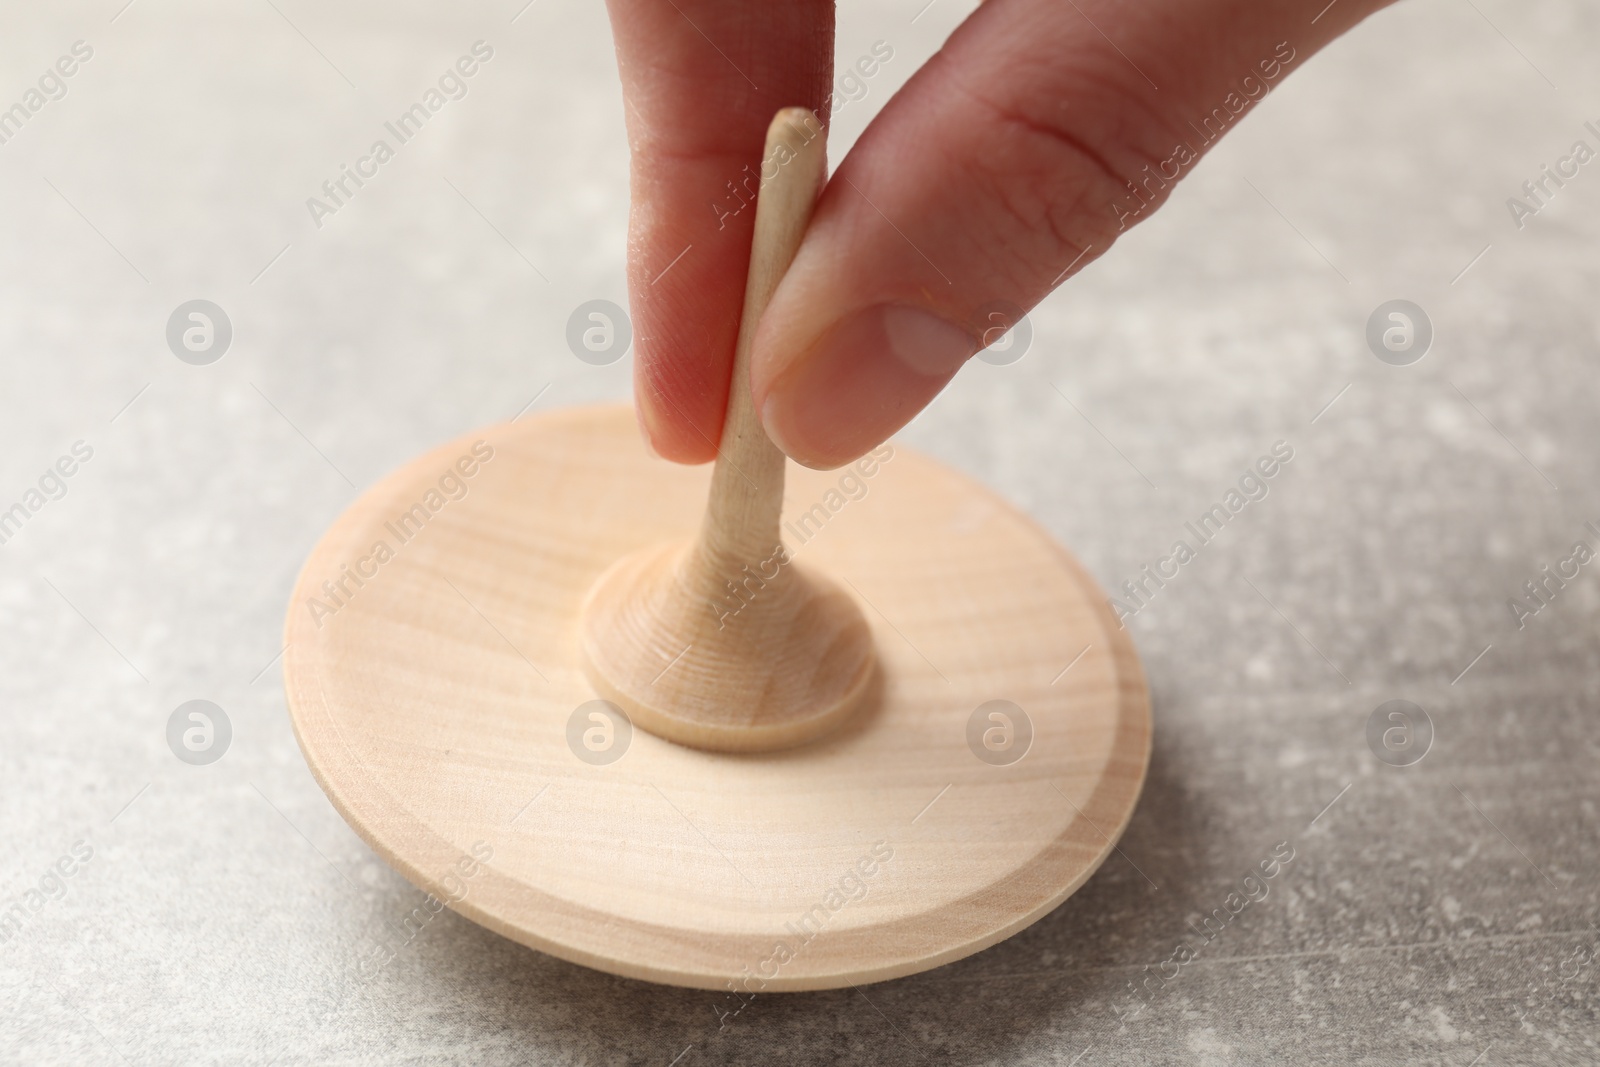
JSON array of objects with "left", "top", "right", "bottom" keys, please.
[{"left": 605, "top": 0, "right": 836, "bottom": 463}]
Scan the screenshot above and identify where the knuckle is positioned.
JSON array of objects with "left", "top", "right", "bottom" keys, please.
[{"left": 944, "top": 66, "right": 1188, "bottom": 282}]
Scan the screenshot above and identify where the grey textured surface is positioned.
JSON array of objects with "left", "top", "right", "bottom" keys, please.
[{"left": 2, "top": 1, "right": 1598, "bottom": 1064}]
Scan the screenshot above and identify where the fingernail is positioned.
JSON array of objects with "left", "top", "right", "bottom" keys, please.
[{"left": 761, "top": 304, "right": 974, "bottom": 469}]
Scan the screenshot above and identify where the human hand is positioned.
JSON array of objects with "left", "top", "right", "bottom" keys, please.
[{"left": 605, "top": 0, "right": 1394, "bottom": 469}]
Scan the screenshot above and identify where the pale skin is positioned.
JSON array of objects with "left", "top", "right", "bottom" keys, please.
[{"left": 606, "top": 0, "right": 1398, "bottom": 470}]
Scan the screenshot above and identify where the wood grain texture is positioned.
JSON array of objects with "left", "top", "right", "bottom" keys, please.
[
  {"left": 283, "top": 405, "right": 1152, "bottom": 991},
  {"left": 579, "top": 107, "right": 876, "bottom": 753}
]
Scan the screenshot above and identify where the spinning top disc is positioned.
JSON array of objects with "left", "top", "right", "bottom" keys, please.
[{"left": 282, "top": 404, "right": 1151, "bottom": 991}]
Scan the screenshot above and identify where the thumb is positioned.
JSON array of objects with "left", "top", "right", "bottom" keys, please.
[{"left": 752, "top": 0, "right": 1391, "bottom": 469}]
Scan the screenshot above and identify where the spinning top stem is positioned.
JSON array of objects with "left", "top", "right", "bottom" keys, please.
[{"left": 577, "top": 108, "right": 878, "bottom": 753}]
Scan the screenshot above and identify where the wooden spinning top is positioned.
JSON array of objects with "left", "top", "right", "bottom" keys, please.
[{"left": 284, "top": 109, "right": 1151, "bottom": 991}]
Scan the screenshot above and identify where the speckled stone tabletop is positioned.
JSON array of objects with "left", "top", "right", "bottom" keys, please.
[{"left": 2, "top": 1, "right": 1598, "bottom": 1064}]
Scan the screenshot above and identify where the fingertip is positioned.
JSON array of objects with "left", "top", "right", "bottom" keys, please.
[
  {"left": 634, "top": 404, "right": 664, "bottom": 461},
  {"left": 634, "top": 358, "right": 720, "bottom": 465},
  {"left": 757, "top": 303, "right": 973, "bottom": 468}
]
